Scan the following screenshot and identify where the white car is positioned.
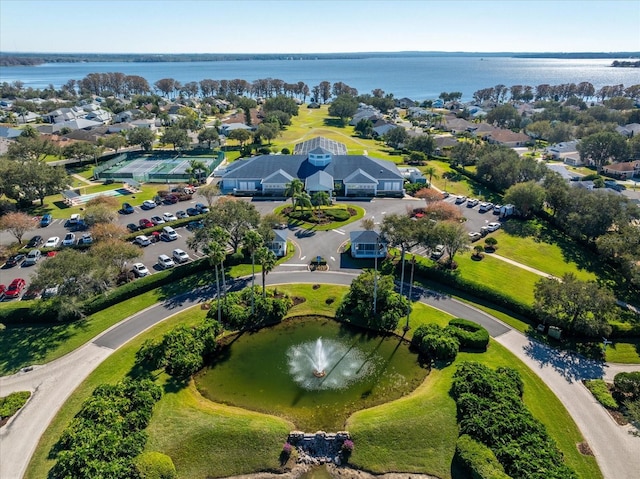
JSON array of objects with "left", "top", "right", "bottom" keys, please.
[
  {"left": 479, "top": 202, "right": 493, "bottom": 212},
  {"left": 44, "top": 236, "right": 60, "bottom": 248},
  {"left": 157, "top": 254, "right": 175, "bottom": 270},
  {"left": 160, "top": 226, "right": 178, "bottom": 241},
  {"left": 466, "top": 198, "right": 479, "bottom": 207},
  {"left": 141, "top": 200, "right": 157, "bottom": 210},
  {"left": 78, "top": 233, "right": 93, "bottom": 245},
  {"left": 468, "top": 232, "right": 482, "bottom": 242},
  {"left": 172, "top": 248, "right": 190, "bottom": 263},
  {"left": 455, "top": 195, "right": 467, "bottom": 204},
  {"left": 431, "top": 244, "right": 445, "bottom": 259},
  {"left": 131, "top": 263, "right": 150, "bottom": 277},
  {"left": 134, "top": 235, "right": 151, "bottom": 246},
  {"left": 62, "top": 233, "right": 76, "bottom": 246},
  {"left": 162, "top": 212, "right": 178, "bottom": 222},
  {"left": 486, "top": 222, "right": 501, "bottom": 232}
]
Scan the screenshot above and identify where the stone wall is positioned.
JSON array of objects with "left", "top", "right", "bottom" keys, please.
[{"left": 287, "top": 430, "right": 351, "bottom": 465}]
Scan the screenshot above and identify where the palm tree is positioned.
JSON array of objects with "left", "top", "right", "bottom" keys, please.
[
  {"left": 202, "top": 240, "right": 226, "bottom": 323},
  {"left": 285, "top": 179, "right": 304, "bottom": 208},
  {"left": 185, "top": 159, "right": 208, "bottom": 185},
  {"left": 243, "top": 229, "right": 263, "bottom": 315},
  {"left": 380, "top": 214, "right": 421, "bottom": 297},
  {"left": 295, "top": 191, "right": 312, "bottom": 213},
  {"left": 311, "top": 191, "right": 331, "bottom": 211},
  {"left": 256, "top": 247, "right": 277, "bottom": 299},
  {"left": 423, "top": 166, "right": 438, "bottom": 188}
]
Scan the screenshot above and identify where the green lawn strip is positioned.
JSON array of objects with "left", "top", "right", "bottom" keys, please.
[
  {"left": 454, "top": 252, "right": 538, "bottom": 305},
  {"left": 605, "top": 339, "right": 640, "bottom": 364},
  {"left": 0, "top": 390, "right": 31, "bottom": 421},
  {"left": 25, "top": 305, "right": 291, "bottom": 479},
  {"left": 227, "top": 240, "right": 296, "bottom": 278},
  {"left": 276, "top": 284, "right": 348, "bottom": 318},
  {"left": 0, "top": 289, "right": 163, "bottom": 375},
  {"left": 347, "top": 341, "right": 601, "bottom": 479}
]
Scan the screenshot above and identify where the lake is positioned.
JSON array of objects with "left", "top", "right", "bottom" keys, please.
[{"left": 1, "top": 55, "right": 638, "bottom": 102}]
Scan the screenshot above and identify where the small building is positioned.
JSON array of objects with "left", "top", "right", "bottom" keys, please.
[
  {"left": 267, "top": 229, "right": 288, "bottom": 257},
  {"left": 602, "top": 160, "right": 640, "bottom": 179},
  {"left": 350, "top": 230, "right": 387, "bottom": 259}
]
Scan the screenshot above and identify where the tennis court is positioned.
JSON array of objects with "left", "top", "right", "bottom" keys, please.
[{"left": 94, "top": 153, "right": 222, "bottom": 184}]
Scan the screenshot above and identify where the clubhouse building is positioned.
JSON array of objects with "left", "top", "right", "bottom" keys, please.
[{"left": 220, "top": 137, "right": 405, "bottom": 198}]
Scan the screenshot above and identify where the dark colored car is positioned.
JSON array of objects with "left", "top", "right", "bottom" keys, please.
[
  {"left": 26, "top": 235, "right": 43, "bottom": 248},
  {"left": 175, "top": 210, "right": 188, "bottom": 219},
  {"left": 121, "top": 202, "right": 134, "bottom": 214},
  {"left": 72, "top": 220, "right": 88, "bottom": 232},
  {"left": 40, "top": 214, "right": 52, "bottom": 227},
  {"left": 186, "top": 207, "right": 200, "bottom": 217},
  {"left": 186, "top": 220, "right": 204, "bottom": 231},
  {"left": 5, "top": 253, "right": 26, "bottom": 268},
  {"left": 4, "top": 278, "right": 27, "bottom": 299},
  {"left": 139, "top": 218, "right": 154, "bottom": 229},
  {"left": 195, "top": 203, "right": 210, "bottom": 213},
  {"left": 21, "top": 286, "right": 42, "bottom": 301},
  {"left": 126, "top": 223, "right": 140, "bottom": 233},
  {"left": 163, "top": 194, "right": 179, "bottom": 204}
]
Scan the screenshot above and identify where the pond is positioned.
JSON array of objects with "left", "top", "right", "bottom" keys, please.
[{"left": 195, "top": 316, "right": 428, "bottom": 430}]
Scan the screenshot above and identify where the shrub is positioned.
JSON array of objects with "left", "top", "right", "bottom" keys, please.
[
  {"left": 584, "top": 379, "right": 618, "bottom": 409},
  {"left": 412, "top": 323, "right": 460, "bottom": 361},
  {"left": 448, "top": 318, "right": 490, "bottom": 351},
  {"left": 0, "top": 390, "right": 31, "bottom": 421},
  {"left": 455, "top": 434, "right": 511, "bottom": 479},
  {"left": 324, "top": 208, "right": 351, "bottom": 222},
  {"left": 614, "top": 371, "right": 640, "bottom": 399},
  {"left": 134, "top": 451, "right": 178, "bottom": 479},
  {"left": 210, "top": 287, "right": 292, "bottom": 330}
]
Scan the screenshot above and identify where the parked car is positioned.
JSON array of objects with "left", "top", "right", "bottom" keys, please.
[
  {"left": 454, "top": 195, "right": 467, "bottom": 204},
  {"left": 0, "top": 284, "right": 5, "bottom": 299},
  {"left": 44, "top": 236, "right": 60, "bottom": 248},
  {"left": 172, "top": 248, "right": 190, "bottom": 263},
  {"left": 127, "top": 223, "right": 139, "bottom": 233},
  {"left": 160, "top": 226, "right": 178, "bottom": 241},
  {"left": 21, "top": 286, "right": 42, "bottom": 300},
  {"left": 175, "top": 210, "right": 188, "bottom": 219},
  {"left": 186, "top": 207, "right": 200, "bottom": 216},
  {"left": 485, "top": 222, "right": 501, "bottom": 232},
  {"left": 163, "top": 212, "right": 178, "bottom": 222},
  {"left": 492, "top": 204, "right": 502, "bottom": 215},
  {"left": 4, "top": 278, "right": 27, "bottom": 299},
  {"left": 131, "top": 262, "right": 150, "bottom": 277},
  {"left": 62, "top": 233, "right": 76, "bottom": 246},
  {"left": 23, "top": 249, "right": 42, "bottom": 266},
  {"left": 186, "top": 220, "right": 204, "bottom": 231},
  {"left": 68, "top": 213, "right": 81, "bottom": 226},
  {"left": 26, "top": 235, "right": 43, "bottom": 248},
  {"left": 466, "top": 198, "right": 479, "bottom": 207},
  {"left": 71, "top": 219, "right": 88, "bottom": 232},
  {"left": 42, "top": 285, "right": 59, "bottom": 299},
  {"left": 157, "top": 254, "right": 175, "bottom": 270},
  {"left": 134, "top": 235, "right": 151, "bottom": 246},
  {"left": 195, "top": 203, "right": 210, "bottom": 213},
  {"left": 141, "top": 200, "right": 157, "bottom": 210},
  {"left": 5, "top": 253, "right": 26, "bottom": 268},
  {"left": 478, "top": 202, "right": 493, "bottom": 212},
  {"left": 120, "top": 202, "right": 134, "bottom": 214},
  {"left": 139, "top": 218, "right": 154, "bottom": 229},
  {"left": 150, "top": 215, "right": 165, "bottom": 225},
  {"left": 431, "top": 245, "right": 445, "bottom": 259},
  {"left": 40, "top": 214, "right": 53, "bottom": 227},
  {"left": 163, "top": 194, "right": 179, "bottom": 204},
  {"left": 468, "top": 232, "right": 482, "bottom": 242},
  {"left": 78, "top": 233, "right": 93, "bottom": 245}
]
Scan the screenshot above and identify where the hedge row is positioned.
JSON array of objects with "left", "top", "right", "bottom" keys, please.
[
  {"left": 448, "top": 318, "right": 490, "bottom": 351},
  {"left": 0, "top": 390, "right": 31, "bottom": 421},
  {"left": 455, "top": 434, "right": 512, "bottom": 479},
  {"left": 584, "top": 379, "right": 619, "bottom": 409}
]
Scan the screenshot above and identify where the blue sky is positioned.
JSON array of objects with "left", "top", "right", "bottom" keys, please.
[{"left": 1, "top": 0, "right": 639, "bottom": 54}]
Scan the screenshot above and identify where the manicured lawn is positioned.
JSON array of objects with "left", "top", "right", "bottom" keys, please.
[
  {"left": 274, "top": 203, "right": 365, "bottom": 231},
  {"left": 454, "top": 251, "right": 539, "bottom": 305},
  {"left": 26, "top": 286, "right": 600, "bottom": 479},
  {"left": 491, "top": 220, "right": 601, "bottom": 281},
  {"left": 605, "top": 339, "right": 640, "bottom": 364}
]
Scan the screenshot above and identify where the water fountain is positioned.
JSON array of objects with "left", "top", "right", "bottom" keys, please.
[{"left": 287, "top": 337, "right": 376, "bottom": 391}]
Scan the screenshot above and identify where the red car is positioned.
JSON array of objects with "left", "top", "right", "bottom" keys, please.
[
  {"left": 0, "top": 284, "right": 6, "bottom": 299},
  {"left": 139, "top": 218, "right": 154, "bottom": 229},
  {"left": 4, "top": 278, "right": 26, "bottom": 299}
]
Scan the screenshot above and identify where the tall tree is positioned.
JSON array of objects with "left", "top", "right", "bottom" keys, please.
[
  {"left": 578, "top": 131, "right": 629, "bottom": 172},
  {"left": 162, "top": 126, "right": 190, "bottom": 151},
  {"left": 127, "top": 127, "right": 156, "bottom": 151},
  {"left": 503, "top": 181, "right": 546, "bottom": 218},
  {"left": 197, "top": 127, "right": 219, "bottom": 149},
  {"left": 255, "top": 246, "right": 277, "bottom": 298},
  {"left": 204, "top": 198, "right": 260, "bottom": 252},
  {"left": 328, "top": 94, "right": 358, "bottom": 125},
  {"left": 243, "top": 229, "right": 263, "bottom": 315},
  {"left": 285, "top": 179, "right": 304, "bottom": 208},
  {"left": 0, "top": 212, "right": 37, "bottom": 244},
  {"left": 380, "top": 214, "right": 421, "bottom": 297},
  {"left": 433, "top": 221, "right": 470, "bottom": 266}
]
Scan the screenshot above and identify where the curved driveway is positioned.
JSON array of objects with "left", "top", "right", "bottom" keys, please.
[{"left": 2, "top": 270, "right": 639, "bottom": 479}]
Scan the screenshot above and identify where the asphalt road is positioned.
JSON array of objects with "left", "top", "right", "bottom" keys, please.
[{"left": 2, "top": 269, "right": 640, "bottom": 478}]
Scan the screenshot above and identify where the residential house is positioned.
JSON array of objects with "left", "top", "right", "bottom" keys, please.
[
  {"left": 0, "top": 126, "right": 23, "bottom": 139},
  {"left": 221, "top": 137, "right": 404, "bottom": 198},
  {"left": 267, "top": 229, "right": 288, "bottom": 257},
  {"left": 37, "top": 118, "right": 103, "bottom": 134},
  {"left": 602, "top": 161, "right": 640, "bottom": 179},
  {"left": 616, "top": 123, "right": 640, "bottom": 138},
  {"left": 395, "top": 98, "right": 416, "bottom": 108},
  {"left": 484, "top": 129, "right": 531, "bottom": 147},
  {"left": 349, "top": 230, "right": 387, "bottom": 259},
  {"left": 443, "top": 117, "right": 474, "bottom": 134}
]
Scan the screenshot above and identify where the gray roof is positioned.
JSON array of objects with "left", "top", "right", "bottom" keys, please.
[
  {"left": 305, "top": 170, "right": 334, "bottom": 190},
  {"left": 262, "top": 168, "right": 294, "bottom": 184},
  {"left": 273, "top": 229, "right": 288, "bottom": 242},
  {"left": 293, "top": 136, "right": 348, "bottom": 155},
  {"left": 0, "top": 126, "right": 22, "bottom": 139},
  {"left": 222, "top": 154, "right": 403, "bottom": 183},
  {"left": 350, "top": 230, "right": 382, "bottom": 244}
]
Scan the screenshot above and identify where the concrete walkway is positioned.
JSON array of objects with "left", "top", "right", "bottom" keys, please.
[{"left": 1, "top": 271, "right": 639, "bottom": 479}]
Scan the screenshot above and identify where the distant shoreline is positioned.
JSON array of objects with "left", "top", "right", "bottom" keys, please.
[{"left": 1, "top": 51, "right": 639, "bottom": 67}]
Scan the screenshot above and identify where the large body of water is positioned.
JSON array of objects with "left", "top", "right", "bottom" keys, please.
[{"left": 1, "top": 55, "right": 638, "bottom": 102}]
